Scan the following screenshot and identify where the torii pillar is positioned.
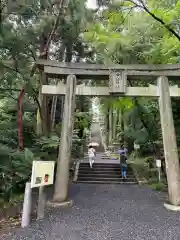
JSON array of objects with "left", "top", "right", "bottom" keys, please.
[
  {"left": 53, "top": 75, "right": 76, "bottom": 202},
  {"left": 158, "top": 76, "right": 180, "bottom": 206}
]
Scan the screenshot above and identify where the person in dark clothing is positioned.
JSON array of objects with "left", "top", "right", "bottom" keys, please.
[{"left": 120, "top": 153, "right": 127, "bottom": 178}]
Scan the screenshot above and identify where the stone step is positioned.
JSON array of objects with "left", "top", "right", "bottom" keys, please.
[
  {"left": 78, "top": 174, "right": 134, "bottom": 178},
  {"left": 77, "top": 180, "right": 137, "bottom": 184},
  {"left": 84, "top": 154, "right": 111, "bottom": 157},
  {"left": 77, "top": 160, "right": 136, "bottom": 185},
  {"left": 79, "top": 167, "right": 133, "bottom": 173},
  {"left": 79, "top": 163, "right": 121, "bottom": 167},
  {"left": 79, "top": 165, "right": 132, "bottom": 169},
  {"left": 79, "top": 169, "right": 132, "bottom": 174},
  {"left": 79, "top": 166, "right": 121, "bottom": 169},
  {"left": 82, "top": 159, "right": 118, "bottom": 161},
  {"left": 78, "top": 176, "right": 136, "bottom": 181},
  {"left": 78, "top": 170, "right": 133, "bottom": 175},
  {"left": 83, "top": 157, "right": 111, "bottom": 160}
]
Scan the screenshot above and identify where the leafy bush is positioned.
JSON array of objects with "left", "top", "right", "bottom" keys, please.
[
  {"left": 72, "top": 134, "right": 84, "bottom": 158},
  {"left": 0, "top": 148, "right": 35, "bottom": 201},
  {"left": 145, "top": 156, "right": 154, "bottom": 169},
  {"left": 148, "top": 182, "right": 167, "bottom": 192},
  {"left": 0, "top": 98, "right": 38, "bottom": 201},
  {"left": 0, "top": 95, "right": 91, "bottom": 203},
  {"left": 34, "top": 132, "right": 85, "bottom": 160},
  {"left": 34, "top": 134, "right": 60, "bottom": 160}
]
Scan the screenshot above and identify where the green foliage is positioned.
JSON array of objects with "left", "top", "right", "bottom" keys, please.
[
  {"left": 0, "top": 148, "right": 35, "bottom": 201},
  {"left": 131, "top": 155, "right": 166, "bottom": 191},
  {"left": 0, "top": 0, "right": 92, "bottom": 204},
  {"left": 35, "top": 130, "right": 86, "bottom": 161},
  {"left": 148, "top": 182, "right": 167, "bottom": 192},
  {"left": 73, "top": 111, "right": 91, "bottom": 157},
  {"left": 0, "top": 97, "right": 37, "bottom": 201},
  {"left": 37, "top": 135, "right": 60, "bottom": 151},
  {"left": 74, "top": 111, "right": 91, "bottom": 138},
  {"left": 34, "top": 134, "right": 60, "bottom": 160},
  {"left": 86, "top": 0, "right": 180, "bottom": 154}
]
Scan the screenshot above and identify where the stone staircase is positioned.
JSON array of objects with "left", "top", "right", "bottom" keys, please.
[{"left": 76, "top": 153, "right": 137, "bottom": 184}]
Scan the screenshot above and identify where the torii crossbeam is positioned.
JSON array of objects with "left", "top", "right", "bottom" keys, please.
[{"left": 42, "top": 82, "right": 180, "bottom": 97}]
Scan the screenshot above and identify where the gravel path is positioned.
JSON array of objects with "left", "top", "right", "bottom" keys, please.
[{"left": 1, "top": 184, "right": 180, "bottom": 240}]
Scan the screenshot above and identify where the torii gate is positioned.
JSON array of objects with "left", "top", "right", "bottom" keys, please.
[{"left": 37, "top": 59, "right": 180, "bottom": 206}]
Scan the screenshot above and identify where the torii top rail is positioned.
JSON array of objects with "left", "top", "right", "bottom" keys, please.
[
  {"left": 37, "top": 59, "right": 180, "bottom": 80},
  {"left": 37, "top": 60, "right": 180, "bottom": 97}
]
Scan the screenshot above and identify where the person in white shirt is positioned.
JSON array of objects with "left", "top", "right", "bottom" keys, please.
[{"left": 88, "top": 146, "right": 96, "bottom": 168}]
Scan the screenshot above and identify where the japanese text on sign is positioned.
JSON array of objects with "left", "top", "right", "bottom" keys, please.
[{"left": 31, "top": 161, "right": 55, "bottom": 188}]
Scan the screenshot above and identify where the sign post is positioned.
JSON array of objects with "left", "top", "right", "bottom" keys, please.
[
  {"left": 156, "top": 159, "right": 162, "bottom": 182},
  {"left": 21, "top": 161, "right": 55, "bottom": 227},
  {"left": 134, "top": 143, "right": 140, "bottom": 160},
  {"left": 37, "top": 186, "right": 46, "bottom": 220},
  {"left": 134, "top": 143, "right": 140, "bottom": 150},
  {"left": 21, "top": 182, "right": 32, "bottom": 228}
]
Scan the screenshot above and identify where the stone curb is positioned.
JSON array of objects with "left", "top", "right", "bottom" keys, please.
[
  {"left": 131, "top": 167, "right": 147, "bottom": 185},
  {"left": 137, "top": 179, "right": 148, "bottom": 185},
  {"left": 73, "top": 161, "right": 80, "bottom": 182},
  {"left": 46, "top": 200, "right": 73, "bottom": 208},
  {"left": 164, "top": 202, "right": 180, "bottom": 211}
]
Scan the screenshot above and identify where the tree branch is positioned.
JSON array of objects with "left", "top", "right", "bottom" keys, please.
[
  {"left": 5, "top": 92, "right": 17, "bottom": 101},
  {"left": 0, "top": 88, "right": 20, "bottom": 91},
  {"left": 41, "top": 0, "right": 65, "bottom": 56},
  {"left": 126, "top": 0, "right": 180, "bottom": 41},
  {"left": 26, "top": 47, "right": 37, "bottom": 61},
  {"left": 30, "top": 0, "right": 67, "bottom": 77},
  {"left": 32, "top": 88, "right": 43, "bottom": 121},
  {"left": 0, "top": 63, "right": 42, "bottom": 114},
  {"left": 1, "top": 62, "right": 29, "bottom": 84},
  {"left": 121, "top": 7, "right": 134, "bottom": 26}
]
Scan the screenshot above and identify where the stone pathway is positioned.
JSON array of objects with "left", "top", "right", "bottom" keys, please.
[{"left": 1, "top": 184, "right": 180, "bottom": 240}]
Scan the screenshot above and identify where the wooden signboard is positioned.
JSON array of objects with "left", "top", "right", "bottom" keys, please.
[
  {"left": 156, "top": 159, "right": 162, "bottom": 168},
  {"left": 134, "top": 143, "right": 140, "bottom": 150},
  {"left": 31, "top": 161, "right": 55, "bottom": 188}
]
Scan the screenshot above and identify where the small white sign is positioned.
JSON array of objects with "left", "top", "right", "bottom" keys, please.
[
  {"left": 134, "top": 143, "right": 140, "bottom": 149},
  {"left": 156, "top": 159, "right": 161, "bottom": 168},
  {"left": 31, "top": 161, "right": 55, "bottom": 188},
  {"left": 105, "top": 151, "right": 111, "bottom": 156}
]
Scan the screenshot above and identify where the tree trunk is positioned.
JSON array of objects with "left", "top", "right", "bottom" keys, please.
[
  {"left": 41, "top": 72, "right": 50, "bottom": 134},
  {"left": 57, "top": 42, "right": 66, "bottom": 125},
  {"left": 108, "top": 107, "right": 113, "bottom": 147},
  {"left": 50, "top": 95, "right": 58, "bottom": 131},
  {"left": 36, "top": 89, "right": 43, "bottom": 136},
  {"left": 36, "top": 29, "right": 50, "bottom": 135},
  {"left": 121, "top": 108, "right": 126, "bottom": 146},
  {"left": 112, "top": 108, "right": 117, "bottom": 142},
  {"left": 117, "top": 107, "right": 124, "bottom": 146},
  {"left": 158, "top": 76, "right": 180, "bottom": 206},
  {"left": 36, "top": 71, "right": 50, "bottom": 135},
  {"left": 18, "top": 88, "right": 25, "bottom": 150},
  {"left": 53, "top": 75, "right": 76, "bottom": 202},
  {"left": 117, "top": 108, "right": 122, "bottom": 143},
  {"left": 104, "top": 107, "right": 109, "bottom": 149}
]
